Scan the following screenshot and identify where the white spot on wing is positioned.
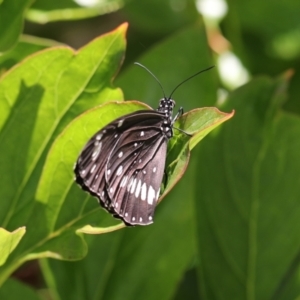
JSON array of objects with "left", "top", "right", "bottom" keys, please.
[
  {"left": 134, "top": 143, "right": 138, "bottom": 147},
  {"left": 92, "top": 142, "right": 102, "bottom": 160},
  {"left": 132, "top": 217, "right": 136, "bottom": 221},
  {"left": 120, "top": 175, "right": 128, "bottom": 187},
  {"left": 141, "top": 183, "right": 147, "bottom": 201},
  {"left": 107, "top": 169, "right": 111, "bottom": 175},
  {"left": 96, "top": 134, "right": 103, "bottom": 140},
  {"left": 153, "top": 167, "right": 157, "bottom": 173},
  {"left": 130, "top": 178, "right": 137, "bottom": 194},
  {"left": 116, "top": 165, "right": 123, "bottom": 176},
  {"left": 81, "top": 169, "right": 86, "bottom": 175},
  {"left": 125, "top": 212, "right": 128, "bottom": 217},
  {"left": 127, "top": 177, "right": 133, "bottom": 192},
  {"left": 135, "top": 179, "right": 142, "bottom": 198},
  {"left": 139, "top": 217, "right": 143, "bottom": 222},
  {"left": 156, "top": 188, "right": 160, "bottom": 201},
  {"left": 118, "top": 119, "right": 124, "bottom": 127},
  {"left": 110, "top": 187, "right": 114, "bottom": 194},
  {"left": 149, "top": 216, "right": 152, "bottom": 221},
  {"left": 147, "top": 185, "right": 155, "bottom": 205},
  {"left": 115, "top": 202, "right": 118, "bottom": 208},
  {"left": 90, "top": 164, "right": 97, "bottom": 173},
  {"left": 140, "top": 131, "right": 144, "bottom": 136},
  {"left": 118, "top": 151, "right": 123, "bottom": 158}
]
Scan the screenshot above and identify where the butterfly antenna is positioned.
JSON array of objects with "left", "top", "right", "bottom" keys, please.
[
  {"left": 168, "top": 66, "right": 215, "bottom": 99},
  {"left": 134, "top": 62, "right": 167, "bottom": 99}
]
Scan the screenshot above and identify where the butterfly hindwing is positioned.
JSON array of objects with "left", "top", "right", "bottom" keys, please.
[{"left": 106, "top": 131, "right": 167, "bottom": 225}]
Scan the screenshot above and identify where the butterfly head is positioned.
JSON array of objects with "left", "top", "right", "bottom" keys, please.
[{"left": 157, "top": 97, "right": 176, "bottom": 119}]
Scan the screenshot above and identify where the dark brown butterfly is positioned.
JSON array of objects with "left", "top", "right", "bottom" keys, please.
[{"left": 74, "top": 63, "right": 214, "bottom": 225}]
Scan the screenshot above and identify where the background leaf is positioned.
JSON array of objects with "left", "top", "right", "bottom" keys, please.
[
  {"left": 117, "top": 23, "right": 216, "bottom": 109},
  {"left": 0, "top": 227, "right": 26, "bottom": 266},
  {"left": 195, "top": 75, "right": 300, "bottom": 299},
  {"left": 27, "top": 0, "right": 125, "bottom": 23},
  {"left": 0, "top": 0, "right": 34, "bottom": 52},
  {"left": 44, "top": 20, "right": 221, "bottom": 300},
  {"left": 0, "top": 35, "right": 62, "bottom": 76},
  {"left": 0, "top": 23, "right": 126, "bottom": 285},
  {"left": 0, "top": 278, "right": 41, "bottom": 300}
]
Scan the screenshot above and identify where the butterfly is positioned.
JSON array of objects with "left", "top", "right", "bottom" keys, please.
[{"left": 74, "top": 63, "right": 214, "bottom": 226}]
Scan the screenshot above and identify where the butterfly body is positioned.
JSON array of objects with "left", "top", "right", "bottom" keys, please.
[{"left": 74, "top": 97, "right": 178, "bottom": 226}]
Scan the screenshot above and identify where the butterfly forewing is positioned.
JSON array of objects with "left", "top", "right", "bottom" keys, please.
[
  {"left": 74, "top": 123, "right": 121, "bottom": 208},
  {"left": 106, "top": 132, "right": 167, "bottom": 225}
]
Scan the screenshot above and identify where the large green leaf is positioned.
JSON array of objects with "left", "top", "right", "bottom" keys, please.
[
  {"left": 195, "top": 75, "right": 300, "bottom": 299},
  {"left": 46, "top": 101, "right": 232, "bottom": 235},
  {"left": 0, "top": 23, "right": 126, "bottom": 285},
  {"left": 44, "top": 22, "right": 224, "bottom": 300},
  {"left": 163, "top": 107, "right": 234, "bottom": 199},
  {"left": 223, "top": 1, "right": 300, "bottom": 119},
  {"left": 224, "top": 0, "right": 300, "bottom": 77},
  {"left": 122, "top": 0, "right": 198, "bottom": 35},
  {"left": 0, "top": 0, "right": 34, "bottom": 52},
  {"left": 0, "top": 227, "right": 26, "bottom": 266},
  {"left": 117, "top": 22, "right": 216, "bottom": 109},
  {"left": 47, "top": 162, "right": 201, "bottom": 300},
  {"left": 0, "top": 278, "right": 41, "bottom": 300},
  {"left": 0, "top": 35, "right": 62, "bottom": 76},
  {"left": 27, "top": 0, "right": 125, "bottom": 23}
]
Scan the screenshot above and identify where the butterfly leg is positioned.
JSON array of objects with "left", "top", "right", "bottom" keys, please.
[
  {"left": 171, "top": 107, "right": 184, "bottom": 125},
  {"left": 172, "top": 107, "right": 192, "bottom": 137}
]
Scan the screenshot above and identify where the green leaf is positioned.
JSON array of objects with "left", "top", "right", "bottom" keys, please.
[
  {"left": 0, "top": 35, "right": 62, "bottom": 76},
  {"left": 0, "top": 278, "right": 41, "bottom": 300},
  {"left": 42, "top": 21, "right": 229, "bottom": 300},
  {"left": 163, "top": 107, "right": 234, "bottom": 199},
  {"left": 0, "top": 0, "right": 34, "bottom": 52},
  {"left": 122, "top": 0, "right": 198, "bottom": 35},
  {"left": 53, "top": 102, "right": 232, "bottom": 235},
  {"left": 47, "top": 162, "right": 200, "bottom": 300},
  {"left": 195, "top": 75, "right": 300, "bottom": 299},
  {"left": 0, "top": 227, "right": 25, "bottom": 266},
  {"left": 117, "top": 23, "right": 217, "bottom": 109},
  {"left": 36, "top": 101, "right": 147, "bottom": 232},
  {"left": 27, "top": 0, "right": 125, "bottom": 23},
  {"left": 0, "top": 23, "right": 127, "bottom": 285}
]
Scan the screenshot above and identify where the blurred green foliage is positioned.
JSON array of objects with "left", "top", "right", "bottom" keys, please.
[{"left": 0, "top": 0, "right": 300, "bottom": 299}]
